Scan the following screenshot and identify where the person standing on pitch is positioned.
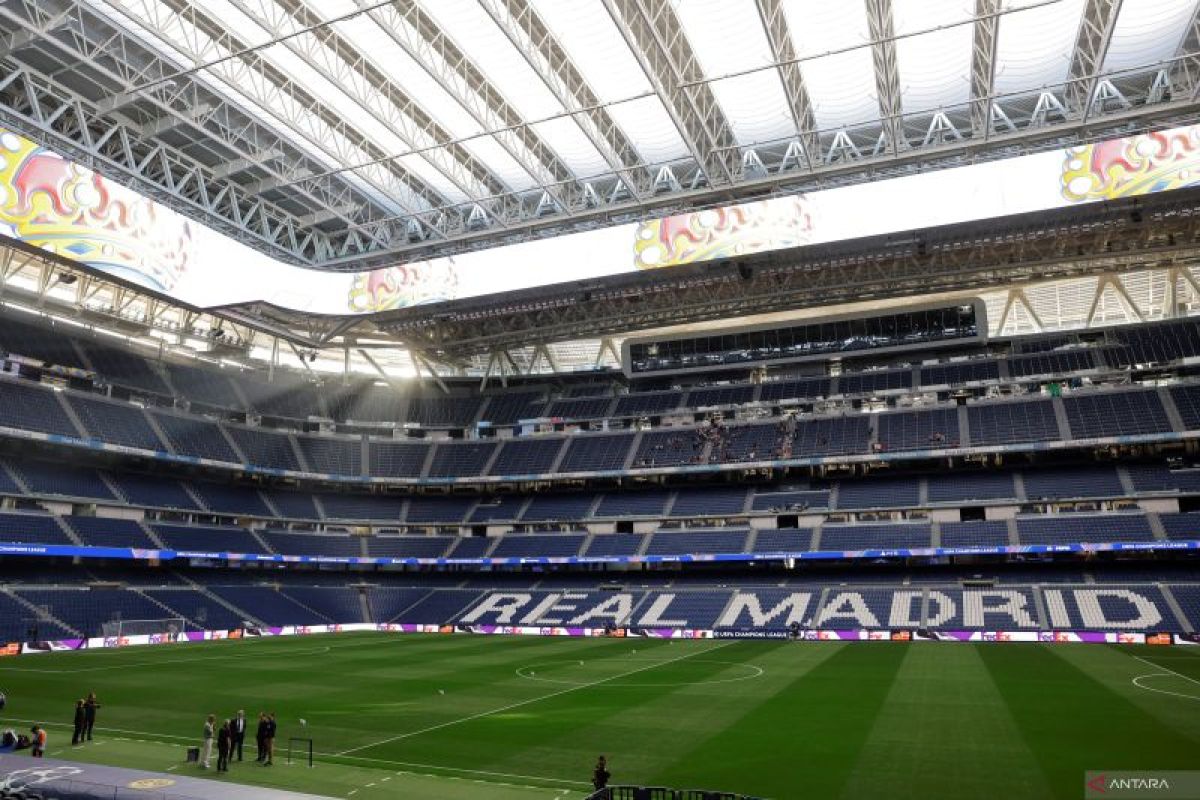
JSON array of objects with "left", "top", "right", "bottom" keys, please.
[
  {"left": 30, "top": 725, "right": 46, "bottom": 758},
  {"left": 71, "top": 699, "right": 85, "bottom": 745},
  {"left": 83, "top": 692, "right": 100, "bottom": 741},
  {"left": 200, "top": 714, "right": 214, "bottom": 770},
  {"left": 592, "top": 755, "right": 611, "bottom": 791},
  {"left": 255, "top": 712, "right": 268, "bottom": 763},
  {"left": 217, "top": 719, "right": 231, "bottom": 773},
  {"left": 264, "top": 712, "right": 277, "bottom": 766},
  {"left": 231, "top": 710, "right": 246, "bottom": 761}
]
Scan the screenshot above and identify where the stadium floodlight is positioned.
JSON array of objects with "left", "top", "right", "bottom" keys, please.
[{"left": 101, "top": 618, "right": 189, "bottom": 640}]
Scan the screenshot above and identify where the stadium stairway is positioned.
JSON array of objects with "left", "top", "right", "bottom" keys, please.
[
  {"left": 1, "top": 587, "right": 83, "bottom": 638},
  {"left": 171, "top": 571, "right": 266, "bottom": 628}
]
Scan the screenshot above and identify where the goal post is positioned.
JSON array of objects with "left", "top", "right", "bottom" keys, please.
[
  {"left": 101, "top": 618, "right": 188, "bottom": 639},
  {"left": 287, "top": 737, "right": 314, "bottom": 768}
]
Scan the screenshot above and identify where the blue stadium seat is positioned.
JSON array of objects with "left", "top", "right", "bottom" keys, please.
[
  {"left": 319, "top": 493, "right": 405, "bottom": 521},
  {"left": 559, "top": 433, "right": 634, "bottom": 473},
  {"left": 1015, "top": 513, "right": 1154, "bottom": 545},
  {"left": 150, "top": 411, "right": 240, "bottom": 462},
  {"left": 967, "top": 400, "right": 1059, "bottom": 446},
  {"left": 469, "top": 494, "right": 528, "bottom": 523},
  {"left": 644, "top": 529, "right": 748, "bottom": 556},
  {"left": 406, "top": 496, "right": 473, "bottom": 524},
  {"left": 490, "top": 533, "right": 586, "bottom": 558},
  {"left": 152, "top": 523, "right": 262, "bottom": 553},
  {"left": 670, "top": 486, "right": 748, "bottom": 517},
  {"left": 1063, "top": 390, "right": 1172, "bottom": 438},
  {"left": 0, "top": 380, "right": 80, "bottom": 437},
  {"left": 594, "top": 490, "right": 671, "bottom": 518},
  {"left": 9, "top": 460, "right": 115, "bottom": 500},
  {"left": 488, "top": 437, "right": 563, "bottom": 476},
  {"left": 368, "top": 440, "right": 430, "bottom": 478},
  {"left": 224, "top": 425, "right": 302, "bottom": 471},
  {"left": 0, "top": 512, "right": 72, "bottom": 544},
  {"left": 521, "top": 493, "right": 596, "bottom": 522},
  {"left": 939, "top": 520, "right": 1010, "bottom": 549},
  {"left": 836, "top": 477, "right": 921, "bottom": 510},
  {"left": 107, "top": 472, "right": 199, "bottom": 511},
  {"left": 65, "top": 516, "right": 156, "bottom": 548},
  {"left": 427, "top": 441, "right": 496, "bottom": 478},
  {"left": 190, "top": 483, "right": 273, "bottom": 516},
  {"left": 66, "top": 394, "right": 165, "bottom": 450},
  {"left": 819, "top": 523, "right": 931, "bottom": 550},
  {"left": 296, "top": 435, "right": 362, "bottom": 476}
]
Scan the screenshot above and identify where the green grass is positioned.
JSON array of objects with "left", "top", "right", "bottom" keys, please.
[{"left": 1, "top": 632, "right": 1199, "bottom": 799}]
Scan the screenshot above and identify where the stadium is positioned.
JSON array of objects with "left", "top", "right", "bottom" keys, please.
[{"left": 1, "top": 0, "right": 1200, "bottom": 798}]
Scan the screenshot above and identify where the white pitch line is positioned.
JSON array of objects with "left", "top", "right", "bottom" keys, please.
[
  {"left": 334, "top": 641, "right": 733, "bottom": 757},
  {"left": 0, "top": 716, "right": 592, "bottom": 788},
  {"left": 325, "top": 753, "right": 589, "bottom": 787},
  {"left": 1133, "top": 654, "right": 1200, "bottom": 687},
  {"left": 1132, "top": 674, "right": 1200, "bottom": 702}
]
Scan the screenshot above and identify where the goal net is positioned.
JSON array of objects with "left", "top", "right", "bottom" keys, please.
[{"left": 102, "top": 618, "right": 188, "bottom": 639}]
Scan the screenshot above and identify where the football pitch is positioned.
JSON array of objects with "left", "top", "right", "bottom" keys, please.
[{"left": 1, "top": 633, "right": 1199, "bottom": 799}]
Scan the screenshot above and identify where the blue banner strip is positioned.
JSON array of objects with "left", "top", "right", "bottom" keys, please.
[{"left": 1, "top": 539, "right": 1195, "bottom": 566}]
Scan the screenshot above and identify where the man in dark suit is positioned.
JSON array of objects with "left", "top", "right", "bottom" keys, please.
[
  {"left": 83, "top": 692, "right": 100, "bottom": 741},
  {"left": 264, "top": 712, "right": 277, "bottom": 766},
  {"left": 255, "top": 712, "right": 268, "bottom": 763},
  {"left": 217, "top": 720, "right": 231, "bottom": 773},
  {"left": 71, "top": 699, "right": 85, "bottom": 745},
  {"left": 231, "top": 710, "right": 247, "bottom": 762}
]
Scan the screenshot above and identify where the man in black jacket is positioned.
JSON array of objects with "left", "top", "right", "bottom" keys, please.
[
  {"left": 71, "top": 699, "right": 85, "bottom": 745},
  {"left": 216, "top": 720, "right": 231, "bottom": 773},
  {"left": 592, "top": 755, "right": 611, "bottom": 792},
  {"left": 255, "top": 712, "right": 268, "bottom": 763},
  {"left": 83, "top": 692, "right": 100, "bottom": 741},
  {"left": 231, "top": 710, "right": 247, "bottom": 762},
  {"left": 264, "top": 712, "right": 277, "bottom": 766}
]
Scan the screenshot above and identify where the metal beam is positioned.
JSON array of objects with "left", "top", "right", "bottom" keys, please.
[
  {"left": 754, "top": 0, "right": 819, "bottom": 166},
  {"left": 864, "top": 0, "right": 904, "bottom": 152},
  {"left": 0, "top": 0, "right": 361, "bottom": 264},
  {"left": 968, "top": 0, "right": 1001, "bottom": 137},
  {"left": 373, "top": 190, "right": 1200, "bottom": 357},
  {"left": 123, "top": 0, "right": 445, "bottom": 228},
  {"left": 236, "top": 0, "right": 508, "bottom": 206},
  {"left": 479, "top": 0, "right": 654, "bottom": 197},
  {"left": 353, "top": 0, "right": 580, "bottom": 209},
  {"left": 1066, "top": 0, "right": 1123, "bottom": 115},
  {"left": 1170, "top": 0, "right": 1200, "bottom": 98},
  {"left": 603, "top": 0, "right": 740, "bottom": 186}
]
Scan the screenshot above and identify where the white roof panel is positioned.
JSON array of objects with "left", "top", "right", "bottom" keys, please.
[
  {"left": 893, "top": 0, "right": 975, "bottom": 114},
  {"left": 1104, "top": 0, "right": 1197, "bottom": 74},
  {"left": 993, "top": 0, "right": 1087, "bottom": 96},
  {"left": 782, "top": 0, "right": 879, "bottom": 131},
  {"left": 674, "top": 0, "right": 795, "bottom": 146}
]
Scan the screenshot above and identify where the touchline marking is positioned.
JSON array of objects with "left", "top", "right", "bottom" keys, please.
[
  {"left": 324, "top": 753, "right": 589, "bottom": 787},
  {"left": 0, "top": 632, "right": 432, "bottom": 674},
  {"left": 334, "top": 642, "right": 734, "bottom": 757},
  {"left": 0, "top": 716, "right": 591, "bottom": 788}
]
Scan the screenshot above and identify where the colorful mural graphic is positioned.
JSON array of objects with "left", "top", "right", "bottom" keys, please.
[
  {"left": 347, "top": 259, "right": 460, "bottom": 312},
  {"left": 0, "top": 123, "right": 1197, "bottom": 315},
  {"left": 1062, "top": 126, "right": 1200, "bottom": 201},
  {"left": 633, "top": 195, "right": 816, "bottom": 269},
  {"left": 0, "top": 132, "right": 191, "bottom": 292}
]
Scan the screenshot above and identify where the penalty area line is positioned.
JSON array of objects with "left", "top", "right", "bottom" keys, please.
[{"left": 334, "top": 641, "right": 734, "bottom": 757}]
